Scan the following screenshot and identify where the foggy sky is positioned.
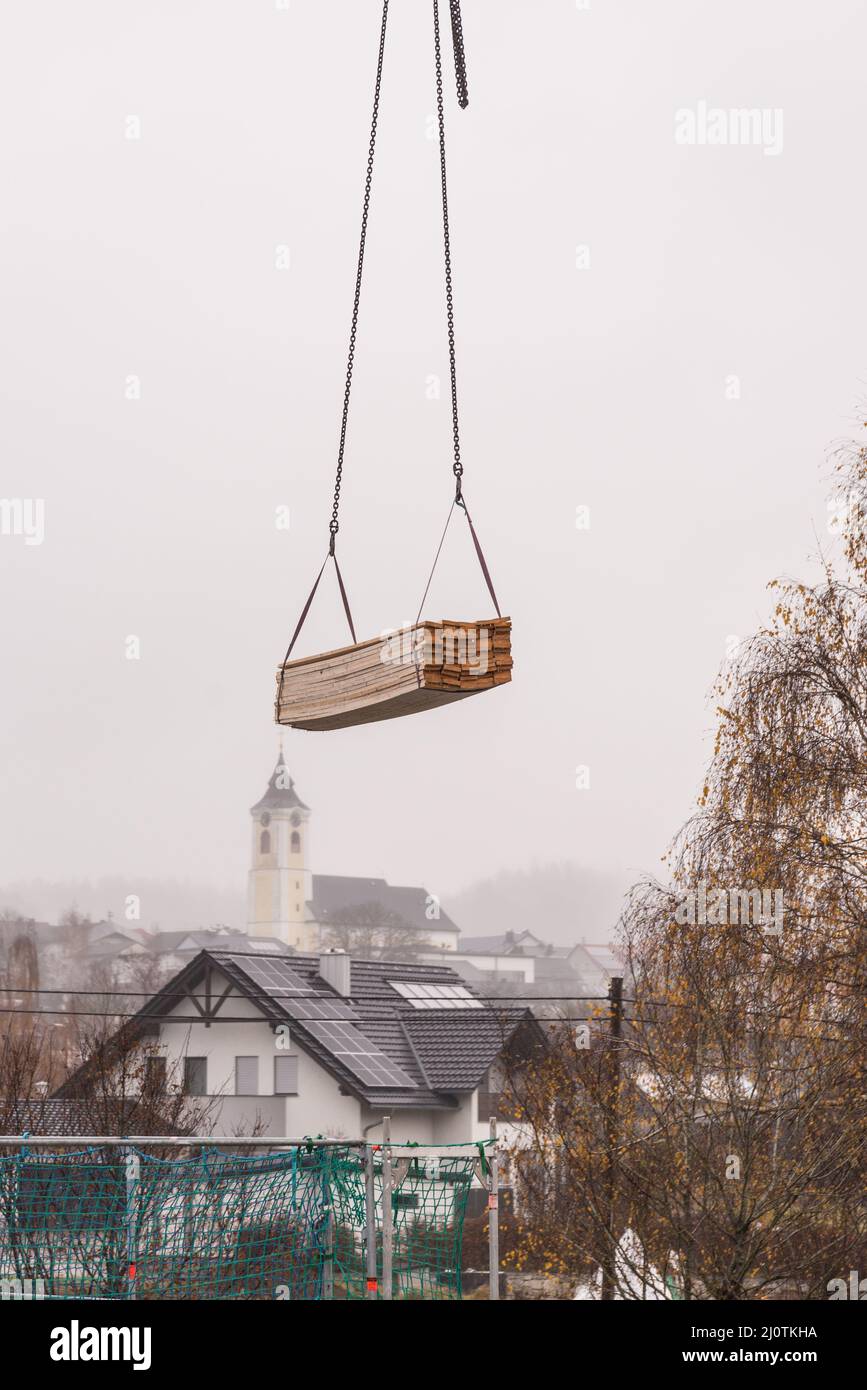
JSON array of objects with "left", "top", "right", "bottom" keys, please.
[{"left": 1, "top": 1, "right": 865, "bottom": 930}]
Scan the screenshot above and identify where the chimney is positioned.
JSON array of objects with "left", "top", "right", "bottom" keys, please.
[{"left": 319, "top": 948, "right": 351, "bottom": 997}]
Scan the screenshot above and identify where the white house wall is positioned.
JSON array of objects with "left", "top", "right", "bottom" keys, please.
[
  {"left": 359, "top": 1097, "right": 478, "bottom": 1146},
  {"left": 157, "top": 976, "right": 360, "bottom": 1139},
  {"left": 414, "top": 926, "right": 459, "bottom": 951},
  {"left": 435, "top": 1094, "right": 478, "bottom": 1143},
  {"left": 422, "top": 951, "right": 535, "bottom": 982}
]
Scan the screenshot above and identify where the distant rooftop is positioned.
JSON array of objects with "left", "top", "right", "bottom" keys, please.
[{"left": 458, "top": 930, "right": 550, "bottom": 956}]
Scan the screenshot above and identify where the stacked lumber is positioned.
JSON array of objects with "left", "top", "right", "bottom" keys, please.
[{"left": 275, "top": 617, "right": 512, "bottom": 731}]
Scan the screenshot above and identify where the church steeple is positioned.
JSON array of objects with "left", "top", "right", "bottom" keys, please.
[
  {"left": 246, "top": 748, "right": 312, "bottom": 947},
  {"left": 250, "top": 749, "right": 309, "bottom": 814}
]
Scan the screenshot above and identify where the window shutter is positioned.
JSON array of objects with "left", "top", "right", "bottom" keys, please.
[
  {"left": 274, "top": 1055, "right": 299, "bottom": 1095},
  {"left": 235, "top": 1056, "right": 259, "bottom": 1095},
  {"left": 145, "top": 1056, "right": 167, "bottom": 1093}
]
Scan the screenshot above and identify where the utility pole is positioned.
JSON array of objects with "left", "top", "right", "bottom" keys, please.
[{"left": 600, "top": 974, "right": 623, "bottom": 1302}]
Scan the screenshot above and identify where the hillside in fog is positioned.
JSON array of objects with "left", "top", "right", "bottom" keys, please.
[{"left": 443, "top": 862, "right": 631, "bottom": 946}]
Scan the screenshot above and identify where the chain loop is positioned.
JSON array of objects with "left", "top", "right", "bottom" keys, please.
[{"left": 327, "top": 0, "right": 469, "bottom": 540}]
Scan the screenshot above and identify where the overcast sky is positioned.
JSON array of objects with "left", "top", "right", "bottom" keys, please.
[{"left": 1, "top": 0, "right": 865, "bottom": 924}]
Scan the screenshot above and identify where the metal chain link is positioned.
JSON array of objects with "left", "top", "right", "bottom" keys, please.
[
  {"left": 433, "top": 0, "right": 466, "bottom": 501},
  {"left": 449, "top": 0, "right": 469, "bottom": 109},
  {"left": 329, "top": 0, "right": 469, "bottom": 547},
  {"left": 329, "top": 0, "right": 390, "bottom": 553}
]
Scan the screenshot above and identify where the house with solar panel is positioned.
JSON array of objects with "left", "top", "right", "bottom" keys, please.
[
  {"left": 245, "top": 750, "right": 460, "bottom": 955},
  {"left": 55, "top": 946, "right": 539, "bottom": 1144}
]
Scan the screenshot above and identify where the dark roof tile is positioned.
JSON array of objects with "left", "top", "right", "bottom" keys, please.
[{"left": 3, "top": 1098, "right": 185, "bottom": 1137}]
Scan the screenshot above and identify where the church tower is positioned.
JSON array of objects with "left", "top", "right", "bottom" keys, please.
[{"left": 246, "top": 748, "right": 312, "bottom": 947}]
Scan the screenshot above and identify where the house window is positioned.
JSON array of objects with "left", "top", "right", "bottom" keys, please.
[
  {"left": 235, "top": 1056, "right": 259, "bottom": 1095},
  {"left": 291, "top": 831, "right": 301, "bottom": 853},
  {"left": 183, "top": 1057, "right": 207, "bottom": 1096},
  {"left": 143, "top": 1055, "right": 167, "bottom": 1094},
  {"left": 260, "top": 830, "right": 271, "bottom": 854},
  {"left": 274, "top": 1055, "right": 299, "bottom": 1095}
]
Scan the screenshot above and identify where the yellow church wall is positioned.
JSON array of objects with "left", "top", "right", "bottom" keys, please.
[{"left": 254, "top": 874, "right": 273, "bottom": 924}]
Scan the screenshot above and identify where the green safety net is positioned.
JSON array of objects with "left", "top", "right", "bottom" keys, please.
[
  {"left": 330, "top": 1148, "right": 477, "bottom": 1300},
  {"left": 0, "top": 1144, "right": 478, "bottom": 1301}
]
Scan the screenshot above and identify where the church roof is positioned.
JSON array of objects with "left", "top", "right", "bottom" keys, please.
[
  {"left": 308, "top": 875, "right": 460, "bottom": 935},
  {"left": 250, "top": 753, "right": 309, "bottom": 814}
]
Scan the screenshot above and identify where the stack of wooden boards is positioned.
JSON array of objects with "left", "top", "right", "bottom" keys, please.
[{"left": 275, "top": 616, "right": 512, "bottom": 731}]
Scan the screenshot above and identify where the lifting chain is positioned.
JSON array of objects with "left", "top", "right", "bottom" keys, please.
[
  {"left": 330, "top": 0, "right": 390, "bottom": 554},
  {"left": 328, "top": 0, "right": 470, "bottom": 550},
  {"left": 434, "top": 0, "right": 466, "bottom": 502}
]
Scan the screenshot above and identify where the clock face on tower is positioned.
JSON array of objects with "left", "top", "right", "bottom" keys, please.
[{"left": 290, "top": 811, "right": 301, "bottom": 827}]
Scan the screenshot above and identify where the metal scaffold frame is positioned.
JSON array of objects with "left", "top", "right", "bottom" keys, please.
[{"left": 0, "top": 1118, "right": 500, "bottom": 1302}]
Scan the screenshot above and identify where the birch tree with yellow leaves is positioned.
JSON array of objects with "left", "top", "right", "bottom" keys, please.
[{"left": 504, "top": 430, "right": 867, "bottom": 1299}]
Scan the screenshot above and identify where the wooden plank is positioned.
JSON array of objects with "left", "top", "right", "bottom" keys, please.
[
  {"left": 288, "top": 687, "right": 481, "bottom": 732},
  {"left": 275, "top": 616, "right": 511, "bottom": 731},
  {"left": 279, "top": 659, "right": 419, "bottom": 703},
  {"left": 276, "top": 670, "right": 420, "bottom": 721}
]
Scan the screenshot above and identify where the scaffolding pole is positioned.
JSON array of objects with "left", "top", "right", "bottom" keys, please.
[
  {"left": 123, "top": 1146, "right": 141, "bottom": 1301},
  {"left": 364, "top": 1142, "right": 379, "bottom": 1299},
  {"left": 381, "top": 1115, "right": 393, "bottom": 1300},
  {"left": 489, "top": 1117, "right": 500, "bottom": 1301}
]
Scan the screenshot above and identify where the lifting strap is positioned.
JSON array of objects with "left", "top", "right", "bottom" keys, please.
[
  {"left": 461, "top": 496, "right": 501, "bottom": 617},
  {"left": 282, "top": 550, "right": 357, "bottom": 665},
  {"left": 277, "top": 549, "right": 357, "bottom": 713},
  {"left": 415, "top": 496, "right": 501, "bottom": 626}
]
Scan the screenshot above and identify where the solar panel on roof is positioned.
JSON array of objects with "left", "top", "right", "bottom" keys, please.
[
  {"left": 305, "top": 1020, "right": 416, "bottom": 1089},
  {"left": 217, "top": 954, "right": 414, "bottom": 1089},
  {"left": 220, "top": 954, "right": 360, "bottom": 1021},
  {"left": 389, "top": 980, "right": 483, "bottom": 1010},
  {"left": 222, "top": 955, "right": 311, "bottom": 995}
]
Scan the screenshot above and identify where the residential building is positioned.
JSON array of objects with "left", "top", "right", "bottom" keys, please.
[{"left": 55, "top": 948, "right": 538, "bottom": 1145}]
